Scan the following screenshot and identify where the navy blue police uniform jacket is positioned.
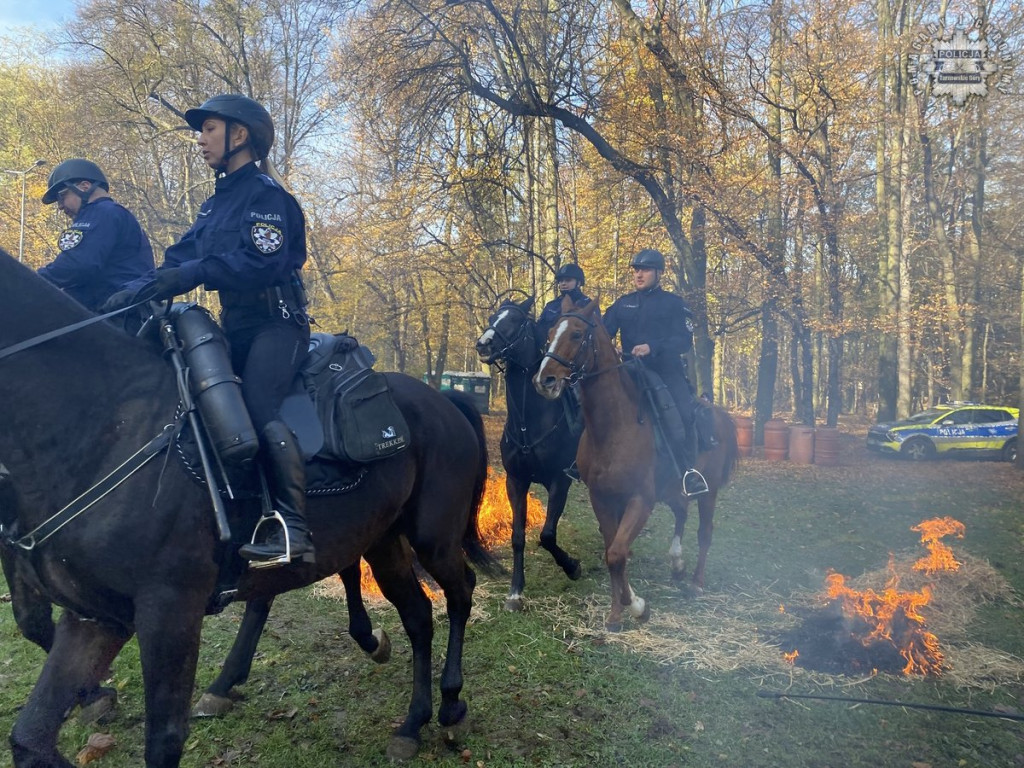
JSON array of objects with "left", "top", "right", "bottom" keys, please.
[
  {"left": 602, "top": 285, "right": 694, "bottom": 379},
  {"left": 38, "top": 197, "right": 154, "bottom": 312},
  {"left": 157, "top": 162, "right": 306, "bottom": 313},
  {"left": 538, "top": 288, "right": 591, "bottom": 339}
]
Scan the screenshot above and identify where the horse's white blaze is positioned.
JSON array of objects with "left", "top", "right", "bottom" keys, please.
[
  {"left": 477, "top": 308, "right": 511, "bottom": 348},
  {"left": 536, "top": 318, "right": 569, "bottom": 384}
]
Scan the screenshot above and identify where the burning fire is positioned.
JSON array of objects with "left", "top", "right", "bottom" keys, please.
[
  {"left": 912, "top": 516, "right": 965, "bottom": 574},
  {"left": 358, "top": 467, "right": 544, "bottom": 600},
  {"left": 823, "top": 558, "right": 944, "bottom": 676}
]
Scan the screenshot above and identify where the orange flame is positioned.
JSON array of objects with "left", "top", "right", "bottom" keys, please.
[
  {"left": 783, "top": 649, "right": 799, "bottom": 664},
  {"left": 911, "top": 517, "right": 965, "bottom": 574},
  {"left": 359, "top": 467, "right": 544, "bottom": 600},
  {"left": 824, "top": 557, "right": 943, "bottom": 675}
]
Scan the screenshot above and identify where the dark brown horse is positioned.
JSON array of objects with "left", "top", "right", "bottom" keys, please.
[
  {"left": 0, "top": 250, "right": 494, "bottom": 766},
  {"left": 475, "top": 297, "right": 582, "bottom": 611},
  {"left": 534, "top": 298, "right": 738, "bottom": 630}
]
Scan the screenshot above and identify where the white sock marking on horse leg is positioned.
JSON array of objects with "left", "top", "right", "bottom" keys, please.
[{"left": 628, "top": 585, "right": 646, "bottom": 619}]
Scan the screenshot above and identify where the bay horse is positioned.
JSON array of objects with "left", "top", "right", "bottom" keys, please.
[
  {"left": 534, "top": 297, "right": 738, "bottom": 630},
  {"left": 475, "top": 296, "right": 582, "bottom": 611},
  {"left": 0, "top": 250, "right": 494, "bottom": 766}
]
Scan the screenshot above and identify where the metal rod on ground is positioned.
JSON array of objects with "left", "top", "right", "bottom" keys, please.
[{"left": 757, "top": 689, "right": 1024, "bottom": 721}]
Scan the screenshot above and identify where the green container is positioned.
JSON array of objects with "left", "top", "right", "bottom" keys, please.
[{"left": 439, "top": 371, "right": 491, "bottom": 414}]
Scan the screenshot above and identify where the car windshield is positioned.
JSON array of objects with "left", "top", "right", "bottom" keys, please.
[{"left": 904, "top": 408, "right": 950, "bottom": 424}]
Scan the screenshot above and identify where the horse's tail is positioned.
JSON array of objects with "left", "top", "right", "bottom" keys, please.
[
  {"left": 443, "top": 391, "right": 503, "bottom": 576},
  {"left": 716, "top": 406, "right": 740, "bottom": 486}
]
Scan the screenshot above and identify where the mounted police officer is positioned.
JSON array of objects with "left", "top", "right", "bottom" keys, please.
[
  {"left": 538, "top": 262, "right": 591, "bottom": 480},
  {"left": 38, "top": 159, "right": 154, "bottom": 312},
  {"left": 108, "top": 94, "right": 314, "bottom": 567},
  {"left": 537, "top": 262, "right": 591, "bottom": 338},
  {"left": 602, "top": 248, "right": 715, "bottom": 497}
]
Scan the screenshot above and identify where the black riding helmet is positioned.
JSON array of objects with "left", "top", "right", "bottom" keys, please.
[
  {"left": 630, "top": 248, "right": 666, "bottom": 271},
  {"left": 555, "top": 262, "right": 585, "bottom": 286},
  {"left": 185, "top": 94, "right": 275, "bottom": 170},
  {"left": 41, "top": 159, "right": 109, "bottom": 205}
]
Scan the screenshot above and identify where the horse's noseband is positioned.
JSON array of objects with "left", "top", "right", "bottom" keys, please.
[
  {"left": 485, "top": 308, "right": 538, "bottom": 371},
  {"left": 541, "top": 312, "right": 599, "bottom": 383}
]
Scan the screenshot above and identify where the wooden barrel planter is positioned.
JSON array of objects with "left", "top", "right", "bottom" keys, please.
[
  {"left": 763, "top": 418, "right": 789, "bottom": 461},
  {"left": 814, "top": 427, "right": 840, "bottom": 466},
  {"left": 734, "top": 415, "right": 754, "bottom": 458},
  {"left": 789, "top": 425, "right": 815, "bottom": 465}
]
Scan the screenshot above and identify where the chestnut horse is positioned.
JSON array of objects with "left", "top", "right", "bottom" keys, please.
[{"left": 534, "top": 298, "right": 738, "bottom": 630}]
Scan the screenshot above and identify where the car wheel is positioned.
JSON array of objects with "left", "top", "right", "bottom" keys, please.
[
  {"left": 1002, "top": 438, "right": 1017, "bottom": 463},
  {"left": 901, "top": 437, "right": 936, "bottom": 461}
]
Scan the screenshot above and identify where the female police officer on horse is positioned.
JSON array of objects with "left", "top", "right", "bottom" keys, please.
[{"left": 108, "top": 94, "right": 313, "bottom": 566}]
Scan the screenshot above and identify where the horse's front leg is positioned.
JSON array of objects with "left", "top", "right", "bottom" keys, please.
[
  {"left": 193, "top": 596, "right": 275, "bottom": 717},
  {"left": 135, "top": 588, "right": 207, "bottom": 768},
  {"left": 11, "top": 611, "right": 129, "bottom": 768},
  {"left": 604, "top": 494, "right": 654, "bottom": 632},
  {"left": 504, "top": 473, "right": 531, "bottom": 612},
  {"left": 538, "top": 474, "right": 581, "bottom": 580}
]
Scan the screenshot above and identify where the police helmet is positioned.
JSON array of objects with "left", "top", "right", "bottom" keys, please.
[
  {"left": 555, "top": 262, "right": 585, "bottom": 286},
  {"left": 185, "top": 94, "right": 275, "bottom": 161},
  {"left": 630, "top": 248, "right": 666, "bottom": 271},
  {"left": 41, "top": 159, "right": 109, "bottom": 204}
]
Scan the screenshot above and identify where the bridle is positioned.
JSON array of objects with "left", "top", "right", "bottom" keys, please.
[
  {"left": 481, "top": 305, "right": 541, "bottom": 374},
  {"left": 539, "top": 311, "right": 608, "bottom": 384}
]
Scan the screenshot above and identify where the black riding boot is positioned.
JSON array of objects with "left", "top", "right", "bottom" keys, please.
[{"left": 239, "top": 421, "right": 315, "bottom": 566}]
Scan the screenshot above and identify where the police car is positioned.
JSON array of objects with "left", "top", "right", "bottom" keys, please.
[{"left": 866, "top": 402, "right": 1019, "bottom": 462}]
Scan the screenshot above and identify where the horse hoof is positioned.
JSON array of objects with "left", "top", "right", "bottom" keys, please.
[
  {"left": 567, "top": 561, "right": 582, "bottom": 581},
  {"left": 370, "top": 628, "right": 392, "bottom": 664},
  {"left": 192, "top": 692, "right": 235, "bottom": 718},
  {"left": 386, "top": 735, "right": 420, "bottom": 761},
  {"left": 441, "top": 712, "right": 471, "bottom": 745},
  {"left": 605, "top": 621, "right": 623, "bottom": 633},
  {"left": 78, "top": 690, "right": 117, "bottom": 726},
  {"left": 504, "top": 596, "right": 524, "bottom": 612}
]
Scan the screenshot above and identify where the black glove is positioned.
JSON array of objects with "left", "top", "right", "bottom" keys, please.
[
  {"left": 99, "top": 289, "right": 137, "bottom": 313},
  {"left": 146, "top": 268, "right": 194, "bottom": 302}
]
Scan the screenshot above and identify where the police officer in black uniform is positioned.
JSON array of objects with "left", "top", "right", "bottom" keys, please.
[
  {"left": 602, "top": 248, "right": 711, "bottom": 496},
  {"left": 537, "top": 262, "right": 591, "bottom": 338},
  {"left": 114, "top": 94, "right": 314, "bottom": 566},
  {"left": 38, "top": 159, "right": 154, "bottom": 312}
]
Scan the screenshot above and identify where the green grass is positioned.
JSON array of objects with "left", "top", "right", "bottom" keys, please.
[{"left": 3, "top": 445, "right": 1024, "bottom": 767}]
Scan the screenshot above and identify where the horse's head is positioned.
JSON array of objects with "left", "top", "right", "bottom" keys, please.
[
  {"left": 534, "top": 299, "right": 603, "bottom": 399},
  {"left": 475, "top": 296, "right": 539, "bottom": 368}
]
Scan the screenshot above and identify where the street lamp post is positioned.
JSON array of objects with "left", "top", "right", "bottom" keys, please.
[{"left": 4, "top": 159, "right": 47, "bottom": 262}]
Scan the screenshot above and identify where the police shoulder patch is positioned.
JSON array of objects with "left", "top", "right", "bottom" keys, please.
[
  {"left": 251, "top": 222, "right": 284, "bottom": 254},
  {"left": 58, "top": 229, "right": 84, "bottom": 250}
]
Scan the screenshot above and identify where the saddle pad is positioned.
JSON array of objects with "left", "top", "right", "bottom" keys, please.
[{"left": 320, "top": 372, "right": 410, "bottom": 464}]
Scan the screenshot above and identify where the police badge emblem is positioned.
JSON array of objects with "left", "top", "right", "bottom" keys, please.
[
  {"left": 58, "top": 229, "right": 84, "bottom": 250},
  {"left": 251, "top": 223, "right": 284, "bottom": 254}
]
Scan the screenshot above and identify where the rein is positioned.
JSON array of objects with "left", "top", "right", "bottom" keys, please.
[{"left": 5, "top": 421, "right": 180, "bottom": 551}]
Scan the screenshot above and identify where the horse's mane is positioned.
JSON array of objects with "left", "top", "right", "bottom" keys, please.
[{"left": 0, "top": 249, "right": 162, "bottom": 370}]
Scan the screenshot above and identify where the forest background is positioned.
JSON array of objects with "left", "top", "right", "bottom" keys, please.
[{"left": 2, "top": 0, "right": 1023, "bottom": 440}]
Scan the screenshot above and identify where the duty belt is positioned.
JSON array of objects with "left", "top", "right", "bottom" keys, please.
[{"left": 220, "top": 284, "right": 306, "bottom": 318}]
